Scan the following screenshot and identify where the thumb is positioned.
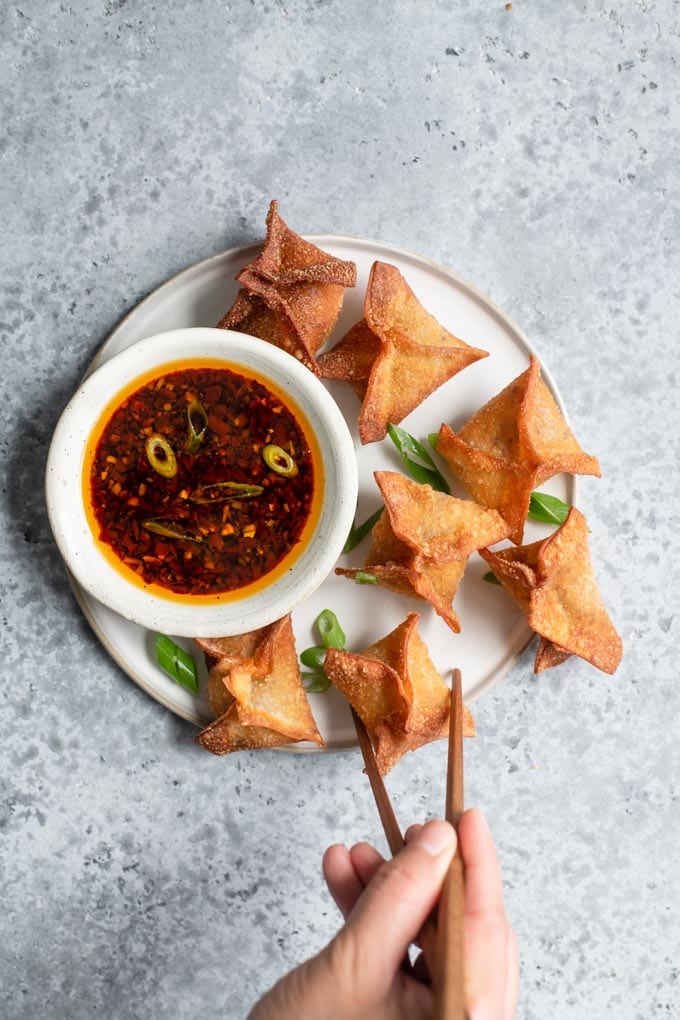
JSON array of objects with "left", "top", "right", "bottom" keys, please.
[{"left": 330, "top": 819, "right": 456, "bottom": 990}]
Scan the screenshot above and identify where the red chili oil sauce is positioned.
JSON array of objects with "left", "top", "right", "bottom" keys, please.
[{"left": 83, "top": 360, "right": 323, "bottom": 602}]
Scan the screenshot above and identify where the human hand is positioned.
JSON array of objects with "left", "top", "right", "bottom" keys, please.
[{"left": 248, "top": 809, "right": 518, "bottom": 1020}]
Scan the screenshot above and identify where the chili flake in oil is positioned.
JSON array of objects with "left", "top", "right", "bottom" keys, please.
[{"left": 88, "top": 366, "right": 316, "bottom": 596}]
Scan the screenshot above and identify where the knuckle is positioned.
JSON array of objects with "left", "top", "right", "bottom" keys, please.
[
  {"left": 323, "top": 931, "right": 362, "bottom": 996},
  {"left": 467, "top": 903, "right": 508, "bottom": 926},
  {"left": 378, "top": 854, "right": 424, "bottom": 897}
]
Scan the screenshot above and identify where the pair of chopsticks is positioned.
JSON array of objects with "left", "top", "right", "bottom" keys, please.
[{"left": 352, "top": 668, "right": 466, "bottom": 1019}]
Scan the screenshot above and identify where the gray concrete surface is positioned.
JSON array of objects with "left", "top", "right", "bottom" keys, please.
[{"left": 2, "top": 1, "right": 679, "bottom": 1017}]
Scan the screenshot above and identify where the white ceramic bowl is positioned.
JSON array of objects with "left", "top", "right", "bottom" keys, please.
[{"left": 46, "top": 327, "right": 358, "bottom": 637}]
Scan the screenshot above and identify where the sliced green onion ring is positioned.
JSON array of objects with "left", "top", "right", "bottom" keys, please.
[
  {"left": 483, "top": 571, "right": 501, "bottom": 585},
  {"left": 343, "top": 505, "right": 384, "bottom": 554},
  {"left": 317, "top": 609, "right": 346, "bottom": 650},
  {"left": 300, "top": 645, "right": 327, "bottom": 670},
  {"left": 528, "top": 491, "right": 570, "bottom": 526},
  {"left": 145, "top": 434, "right": 178, "bottom": 479},
  {"left": 155, "top": 633, "right": 199, "bottom": 695},
  {"left": 189, "top": 481, "right": 264, "bottom": 504},
  {"left": 142, "top": 519, "right": 203, "bottom": 543},
  {"left": 386, "top": 423, "right": 450, "bottom": 494},
  {"left": 354, "top": 571, "right": 378, "bottom": 585},
  {"left": 299, "top": 612, "right": 346, "bottom": 694},
  {"left": 185, "top": 398, "right": 208, "bottom": 453},
  {"left": 303, "top": 673, "right": 332, "bottom": 694},
  {"left": 262, "top": 444, "right": 298, "bottom": 477}
]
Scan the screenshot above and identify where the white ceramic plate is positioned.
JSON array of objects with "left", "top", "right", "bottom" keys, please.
[{"left": 71, "top": 236, "right": 576, "bottom": 750}]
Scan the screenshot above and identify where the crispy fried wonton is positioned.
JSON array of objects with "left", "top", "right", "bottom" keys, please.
[
  {"left": 317, "top": 261, "right": 488, "bottom": 443},
  {"left": 480, "top": 508, "right": 622, "bottom": 674},
  {"left": 194, "top": 616, "right": 323, "bottom": 755},
  {"left": 217, "top": 200, "right": 356, "bottom": 374},
  {"left": 337, "top": 471, "right": 511, "bottom": 633},
  {"left": 437, "top": 356, "right": 601, "bottom": 544},
  {"left": 324, "top": 613, "right": 475, "bottom": 775}
]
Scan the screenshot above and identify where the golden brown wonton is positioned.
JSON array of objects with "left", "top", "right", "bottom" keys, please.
[
  {"left": 317, "top": 261, "right": 488, "bottom": 443},
  {"left": 324, "top": 613, "right": 475, "bottom": 775},
  {"left": 218, "top": 200, "right": 356, "bottom": 373},
  {"left": 437, "top": 356, "right": 601, "bottom": 544},
  {"left": 194, "top": 615, "right": 323, "bottom": 755},
  {"left": 480, "top": 508, "right": 622, "bottom": 674},
  {"left": 336, "top": 471, "right": 511, "bottom": 633}
]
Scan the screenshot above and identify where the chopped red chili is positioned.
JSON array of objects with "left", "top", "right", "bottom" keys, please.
[{"left": 88, "top": 365, "right": 316, "bottom": 596}]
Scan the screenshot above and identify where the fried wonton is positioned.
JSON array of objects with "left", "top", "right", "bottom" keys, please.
[
  {"left": 480, "top": 507, "right": 622, "bottom": 674},
  {"left": 324, "top": 613, "right": 475, "bottom": 775},
  {"left": 317, "top": 261, "right": 488, "bottom": 443},
  {"left": 337, "top": 471, "right": 511, "bottom": 633},
  {"left": 437, "top": 356, "right": 601, "bottom": 544},
  {"left": 194, "top": 616, "right": 323, "bottom": 755},
  {"left": 218, "top": 200, "right": 356, "bottom": 374}
]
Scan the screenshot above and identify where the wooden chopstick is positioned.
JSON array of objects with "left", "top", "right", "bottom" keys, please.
[
  {"left": 446, "top": 668, "right": 465, "bottom": 828},
  {"left": 435, "top": 668, "right": 466, "bottom": 1019},
  {"left": 350, "top": 708, "right": 439, "bottom": 980},
  {"left": 351, "top": 709, "right": 417, "bottom": 976},
  {"left": 351, "top": 671, "right": 468, "bottom": 1009},
  {"left": 351, "top": 708, "right": 404, "bottom": 856}
]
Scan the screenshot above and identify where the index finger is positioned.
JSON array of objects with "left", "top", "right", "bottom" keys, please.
[{"left": 458, "top": 808, "right": 505, "bottom": 919}]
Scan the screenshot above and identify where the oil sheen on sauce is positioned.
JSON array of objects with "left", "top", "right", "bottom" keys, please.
[{"left": 83, "top": 359, "right": 323, "bottom": 603}]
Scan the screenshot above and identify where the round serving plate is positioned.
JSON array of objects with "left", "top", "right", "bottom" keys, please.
[{"left": 69, "top": 235, "right": 576, "bottom": 750}]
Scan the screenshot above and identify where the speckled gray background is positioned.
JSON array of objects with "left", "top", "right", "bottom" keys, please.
[{"left": 2, "top": 1, "right": 679, "bottom": 1017}]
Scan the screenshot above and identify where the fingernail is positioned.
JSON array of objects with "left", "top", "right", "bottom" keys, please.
[{"left": 413, "top": 819, "right": 456, "bottom": 856}]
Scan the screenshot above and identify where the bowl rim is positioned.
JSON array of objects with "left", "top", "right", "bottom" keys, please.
[{"left": 45, "top": 327, "right": 358, "bottom": 636}]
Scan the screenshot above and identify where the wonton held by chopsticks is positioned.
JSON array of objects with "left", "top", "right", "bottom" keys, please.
[
  {"left": 324, "top": 613, "right": 475, "bottom": 775},
  {"left": 318, "top": 261, "right": 488, "bottom": 443}
]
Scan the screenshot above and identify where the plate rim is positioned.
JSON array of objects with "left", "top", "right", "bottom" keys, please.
[
  {"left": 69, "top": 234, "right": 578, "bottom": 749},
  {"left": 93, "top": 233, "right": 546, "bottom": 372}
]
